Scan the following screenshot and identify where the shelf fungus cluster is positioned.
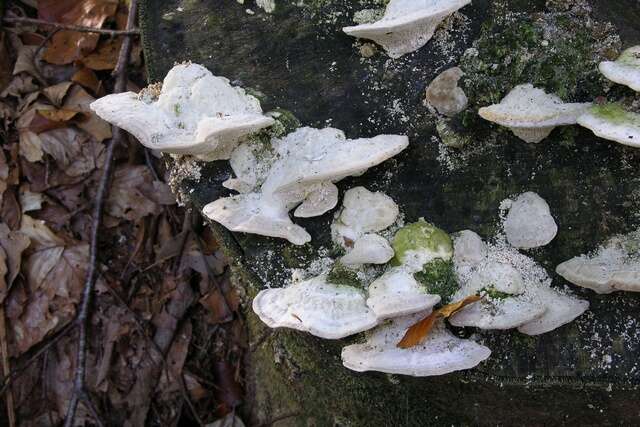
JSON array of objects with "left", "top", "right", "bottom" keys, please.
[
  {"left": 343, "top": 0, "right": 471, "bottom": 58},
  {"left": 450, "top": 230, "right": 588, "bottom": 336},
  {"left": 478, "top": 45, "right": 640, "bottom": 148},
  {"left": 253, "top": 189, "right": 588, "bottom": 376},
  {"left": 91, "top": 63, "right": 409, "bottom": 245},
  {"left": 556, "top": 229, "right": 640, "bottom": 294}
]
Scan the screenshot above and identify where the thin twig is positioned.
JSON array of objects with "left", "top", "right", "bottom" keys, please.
[
  {"left": 0, "top": 306, "right": 16, "bottom": 427},
  {"left": 62, "top": 1, "right": 138, "bottom": 426},
  {"left": 2, "top": 17, "right": 140, "bottom": 36},
  {"left": 0, "top": 322, "right": 74, "bottom": 395}
]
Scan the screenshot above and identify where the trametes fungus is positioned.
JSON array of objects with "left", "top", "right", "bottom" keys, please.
[
  {"left": 252, "top": 275, "right": 378, "bottom": 339},
  {"left": 599, "top": 45, "right": 640, "bottom": 92},
  {"left": 577, "top": 104, "right": 640, "bottom": 148},
  {"left": 343, "top": 0, "right": 471, "bottom": 59},
  {"left": 503, "top": 192, "right": 558, "bottom": 249},
  {"left": 367, "top": 268, "right": 441, "bottom": 319},
  {"left": 450, "top": 231, "right": 588, "bottom": 334},
  {"left": 556, "top": 229, "right": 640, "bottom": 294},
  {"left": 478, "top": 84, "right": 591, "bottom": 143},
  {"left": 204, "top": 128, "right": 408, "bottom": 245},
  {"left": 425, "top": 67, "right": 468, "bottom": 116},
  {"left": 341, "top": 313, "right": 491, "bottom": 376},
  {"left": 332, "top": 187, "right": 399, "bottom": 265},
  {"left": 90, "top": 63, "right": 275, "bottom": 160}
]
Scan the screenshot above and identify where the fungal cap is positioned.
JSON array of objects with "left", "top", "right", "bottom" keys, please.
[
  {"left": 391, "top": 220, "right": 453, "bottom": 271},
  {"left": 90, "top": 63, "right": 274, "bottom": 159},
  {"left": 576, "top": 104, "right": 640, "bottom": 148},
  {"left": 252, "top": 275, "right": 378, "bottom": 339},
  {"left": 503, "top": 192, "right": 558, "bottom": 249},
  {"left": 478, "top": 84, "right": 591, "bottom": 143},
  {"left": 449, "top": 295, "right": 546, "bottom": 330},
  {"left": 598, "top": 45, "right": 640, "bottom": 92},
  {"left": 366, "top": 268, "right": 441, "bottom": 319},
  {"left": 340, "top": 234, "right": 395, "bottom": 266},
  {"left": 332, "top": 186, "right": 400, "bottom": 246},
  {"left": 517, "top": 286, "right": 589, "bottom": 335},
  {"left": 556, "top": 232, "right": 640, "bottom": 294},
  {"left": 425, "top": 67, "right": 468, "bottom": 116},
  {"left": 266, "top": 129, "right": 409, "bottom": 199},
  {"left": 202, "top": 193, "right": 311, "bottom": 245},
  {"left": 341, "top": 314, "right": 491, "bottom": 376},
  {"left": 342, "top": 0, "right": 471, "bottom": 58},
  {"left": 453, "top": 230, "right": 487, "bottom": 265}
]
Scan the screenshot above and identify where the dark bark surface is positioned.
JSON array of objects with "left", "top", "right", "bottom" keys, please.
[{"left": 140, "top": 0, "right": 640, "bottom": 424}]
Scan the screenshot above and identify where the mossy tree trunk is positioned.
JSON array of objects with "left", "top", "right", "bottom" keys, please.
[{"left": 140, "top": 0, "right": 640, "bottom": 424}]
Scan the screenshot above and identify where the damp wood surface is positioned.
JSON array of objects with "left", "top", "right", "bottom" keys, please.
[{"left": 140, "top": 0, "right": 640, "bottom": 424}]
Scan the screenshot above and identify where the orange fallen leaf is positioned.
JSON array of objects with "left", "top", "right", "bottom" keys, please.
[
  {"left": 397, "top": 295, "right": 482, "bottom": 349},
  {"left": 37, "top": 109, "right": 79, "bottom": 123},
  {"left": 71, "top": 67, "right": 102, "bottom": 95}
]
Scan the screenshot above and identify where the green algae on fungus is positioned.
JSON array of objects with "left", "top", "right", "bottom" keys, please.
[
  {"left": 479, "top": 285, "right": 512, "bottom": 300},
  {"left": 327, "top": 262, "right": 363, "bottom": 288},
  {"left": 588, "top": 104, "right": 640, "bottom": 126},
  {"left": 577, "top": 103, "right": 640, "bottom": 147},
  {"left": 414, "top": 258, "right": 459, "bottom": 303},
  {"left": 391, "top": 220, "right": 453, "bottom": 269}
]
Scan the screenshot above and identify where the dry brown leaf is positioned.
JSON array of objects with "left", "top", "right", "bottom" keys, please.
[
  {"left": 37, "top": 108, "right": 79, "bottom": 123},
  {"left": 397, "top": 295, "right": 482, "bottom": 349},
  {"left": 18, "top": 130, "right": 44, "bottom": 162},
  {"left": 0, "top": 223, "right": 30, "bottom": 291},
  {"left": 64, "top": 85, "right": 112, "bottom": 141},
  {"left": 71, "top": 67, "right": 102, "bottom": 95},
  {"left": 82, "top": 38, "right": 121, "bottom": 71},
  {"left": 1, "top": 189, "right": 22, "bottom": 230},
  {"left": 1, "top": 74, "right": 38, "bottom": 99},
  {"left": 19, "top": 183, "right": 43, "bottom": 213},
  {"left": 8, "top": 216, "right": 88, "bottom": 354},
  {"left": 43, "top": 81, "right": 73, "bottom": 106},
  {"left": 38, "top": 127, "right": 85, "bottom": 169},
  {"left": 106, "top": 165, "right": 162, "bottom": 222},
  {"left": 40, "top": 0, "right": 120, "bottom": 65},
  {"left": 12, "top": 46, "right": 40, "bottom": 78},
  {"left": 199, "top": 283, "right": 233, "bottom": 324}
]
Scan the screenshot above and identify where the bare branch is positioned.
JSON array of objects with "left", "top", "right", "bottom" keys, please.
[
  {"left": 2, "top": 17, "right": 140, "bottom": 36},
  {"left": 62, "top": 1, "right": 139, "bottom": 426}
]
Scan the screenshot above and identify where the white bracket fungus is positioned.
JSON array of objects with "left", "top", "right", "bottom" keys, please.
[
  {"left": 450, "top": 231, "right": 588, "bottom": 333},
  {"left": 366, "top": 268, "right": 441, "bottom": 320},
  {"left": 341, "top": 314, "right": 491, "bottom": 377},
  {"left": 453, "top": 230, "right": 487, "bottom": 266},
  {"left": 331, "top": 187, "right": 399, "bottom": 265},
  {"left": 343, "top": 0, "right": 471, "bottom": 59},
  {"left": 502, "top": 192, "right": 558, "bottom": 249},
  {"left": 556, "top": 230, "right": 640, "bottom": 294},
  {"left": 340, "top": 233, "right": 395, "bottom": 266},
  {"left": 90, "top": 63, "right": 275, "bottom": 160},
  {"left": 577, "top": 104, "right": 640, "bottom": 148},
  {"left": 425, "top": 67, "right": 468, "bottom": 117},
  {"left": 252, "top": 275, "right": 378, "bottom": 339},
  {"left": 599, "top": 45, "right": 640, "bottom": 92},
  {"left": 204, "top": 128, "right": 408, "bottom": 245},
  {"left": 478, "top": 84, "right": 591, "bottom": 143}
]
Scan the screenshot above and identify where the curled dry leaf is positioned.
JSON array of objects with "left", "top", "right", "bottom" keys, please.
[
  {"left": 7, "top": 215, "right": 88, "bottom": 355},
  {"left": 39, "top": 0, "right": 120, "bottom": 65},
  {"left": 106, "top": 165, "right": 164, "bottom": 222},
  {"left": 397, "top": 295, "right": 482, "bottom": 349}
]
